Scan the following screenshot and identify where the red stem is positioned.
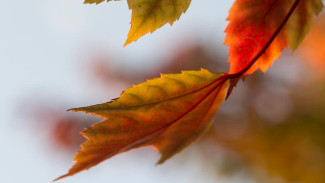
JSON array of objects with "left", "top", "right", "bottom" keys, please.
[{"left": 225, "top": 0, "right": 301, "bottom": 79}]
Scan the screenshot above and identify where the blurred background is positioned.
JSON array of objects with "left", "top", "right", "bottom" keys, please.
[{"left": 1, "top": 0, "right": 325, "bottom": 183}]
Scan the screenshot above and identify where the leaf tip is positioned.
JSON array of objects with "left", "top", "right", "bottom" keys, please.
[
  {"left": 226, "top": 77, "right": 240, "bottom": 99},
  {"left": 53, "top": 174, "right": 69, "bottom": 182},
  {"left": 67, "top": 108, "right": 78, "bottom": 112},
  {"left": 123, "top": 41, "right": 130, "bottom": 47},
  {"left": 123, "top": 34, "right": 137, "bottom": 47},
  {"left": 156, "top": 157, "right": 166, "bottom": 165}
]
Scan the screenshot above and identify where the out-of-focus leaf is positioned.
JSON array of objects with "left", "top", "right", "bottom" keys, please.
[
  {"left": 56, "top": 69, "right": 229, "bottom": 180},
  {"left": 299, "top": 13, "right": 325, "bottom": 76},
  {"left": 215, "top": 119, "right": 325, "bottom": 183},
  {"left": 211, "top": 82, "right": 325, "bottom": 183},
  {"left": 225, "top": 0, "right": 323, "bottom": 75}
]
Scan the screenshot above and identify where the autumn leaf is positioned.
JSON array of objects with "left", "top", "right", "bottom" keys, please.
[
  {"left": 83, "top": 0, "right": 110, "bottom": 4},
  {"left": 225, "top": 0, "right": 323, "bottom": 75},
  {"left": 55, "top": 69, "right": 229, "bottom": 180},
  {"left": 124, "top": 0, "right": 191, "bottom": 46},
  {"left": 83, "top": 0, "right": 191, "bottom": 46}
]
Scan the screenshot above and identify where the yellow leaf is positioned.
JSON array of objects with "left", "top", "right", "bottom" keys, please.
[
  {"left": 124, "top": 0, "right": 192, "bottom": 46},
  {"left": 84, "top": 0, "right": 111, "bottom": 4},
  {"left": 55, "top": 69, "right": 229, "bottom": 180}
]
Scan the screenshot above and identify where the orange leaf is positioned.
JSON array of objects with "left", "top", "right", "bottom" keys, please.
[
  {"left": 55, "top": 69, "right": 229, "bottom": 180},
  {"left": 225, "top": 0, "right": 323, "bottom": 75}
]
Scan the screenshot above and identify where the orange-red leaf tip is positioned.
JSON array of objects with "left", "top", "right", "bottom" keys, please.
[{"left": 53, "top": 174, "right": 68, "bottom": 182}]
